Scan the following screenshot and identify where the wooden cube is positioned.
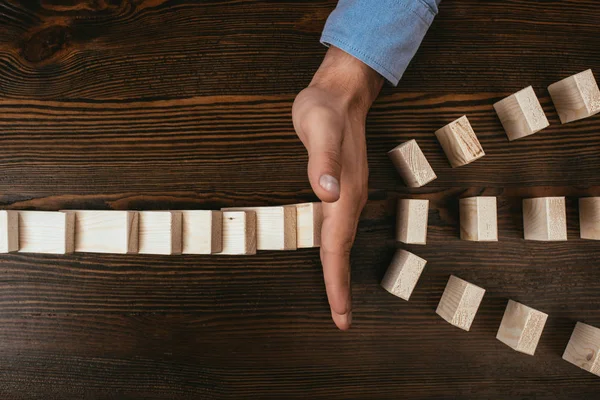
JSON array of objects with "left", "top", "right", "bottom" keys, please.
[
  {"left": 222, "top": 206, "right": 296, "bottom": 250},
  {"left": 0, "top": 211, "right": 18, "bottom": 253},
  {"left": 563, "top": 322, "right": 600, "bottom": 377},
  {"left": 435, "top": 115, "right": 485, "bottom": 168},
  {"left": 523, "top": 197, "right": 567, "bottom": 241},
  {"left": 459, "top": 196, "right": 498, "bottom": 241},
  {"left": 496, "top": 300, "right": 548, "bottom": 356},
  {"left": 387, "top": 139, "right": 437, "bottom": 188},
  {"left": 380, "top": 249, "right": 427, "bottom": 301},
  {"left": 181, "top": 210, "right": 223, "bottom": 254},
  {"left": 66, "top": 210, "right": 139, "bottom": 254},
  {"left": 396, "top": 199, "right": 429, "bottom": 245},
  {"left": 18, "top": 211, "right": 75, "bottom": 254},
  {"left": 493, "top": 86, "right": 549, "bottom": 141},
  {"left": 436, "top": 275, "right": 485, "bottom": 331},
  {"left": 579, "top": 197, "right": 600, "bottom": 240},
  {"left": 295, "top": 202, "right": 322, "bottom": 248},
  {"left": 548, "top": 69, "right": 600, "bottom": 124},
  {"left": 217, "top": 211, "right": 257, "bottom": 255},
  {"left": 138, "top": 211, "right": 182, "bottom": 255}
]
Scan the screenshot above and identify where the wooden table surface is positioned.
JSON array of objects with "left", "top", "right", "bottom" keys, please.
[{"left": 1, "top": 1, "right": 600, "bottom": 399}]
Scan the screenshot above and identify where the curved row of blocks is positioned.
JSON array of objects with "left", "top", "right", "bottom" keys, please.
[
  {"left": 386, "top": 69, "right": 600, "bottom": 378},
  {"left": 388, "top": 69, "right": 600, "bottom": 185},
  {"left": 382, "top": 250, "right": 600, "bottom": 377},
  {"left": 0, "top": 203, "right": 323, "bottom": 256}
]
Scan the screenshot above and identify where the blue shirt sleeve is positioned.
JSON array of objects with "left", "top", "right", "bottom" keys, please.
[{"left": 321, "top": 0, "right": 441, "bottom": 86}]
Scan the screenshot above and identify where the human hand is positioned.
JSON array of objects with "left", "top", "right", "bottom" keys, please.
[{"left": 292, "top": 46, "right": 383, "bottom": 330}]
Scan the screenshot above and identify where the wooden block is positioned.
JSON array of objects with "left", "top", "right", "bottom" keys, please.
[
  {"left": 0, "top": 211, "right": 18, "bottom": 253},
  {"left": 459, "top": 196, "right": 498, "bottom": 241},
  {"left": 396, "top": 199, "right": 429, "bottom": 245},
  {"left": 523, "top": 197, "right": 567, "bottom": 241},
  {"left": 436, "top": 275, "right": 485, "bottom": 331},
  {"left": 217, "top": 211, "right": 257, "bottom": 255},
  {"left": 222, "top": 206, "right": 296, "bottom": 250},
  {"left": 579, "top": 197, "right": 600, "bottom": 240},
  {"left": 493, "top": 86, "right": 549, "bottom": 141},
  {"left": 548, "top": 69, "right": 600, "bottom": 124},
  {"left": 496, "top": 300, "right": 548, "bottom": 356},
  {"left": 295, "top": 202, "right": 322, "bottom": 248},
  {"left": 387, "top": 139, "right": 437, "bottom": 188},
  {"left": 181, "top": 210, "right": 223, "bottom": 254},
  {"left": 138, "top": 211, "right": 182, "bottom": 255},
  {"left": 65, "top": 210, "right": 139, "bottom": 254},
  {"left": 435, "top": 115, "right": 485, "bottom": 168},
  {"left": 380, "top": 249, "right": 427, "bottom": 301},
  {"left": 18, "top": 211, "right": 75, "bottom": 254},
  {"left": 563, "top": 322, "right": 600, "bottom": 377}
]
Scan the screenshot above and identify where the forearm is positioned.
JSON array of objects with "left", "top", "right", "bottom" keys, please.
[{"left": 321, "top": 0, "right": 441, "bottom": 86}]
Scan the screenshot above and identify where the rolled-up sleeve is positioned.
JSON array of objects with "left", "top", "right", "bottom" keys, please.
[{"left": 321, "top": 0, "right": 441, "bottom": 86}]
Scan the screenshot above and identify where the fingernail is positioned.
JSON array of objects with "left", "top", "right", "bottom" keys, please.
[{"left": 319, "top": 174, "right": 340, "bottom": 197}]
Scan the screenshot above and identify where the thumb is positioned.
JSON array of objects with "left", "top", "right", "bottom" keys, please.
[{"left": 306, "top": 126, "right": 343, "bottom": 203}]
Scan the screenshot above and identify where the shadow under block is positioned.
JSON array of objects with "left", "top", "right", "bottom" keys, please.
[
  {"left": 138, "top": 211, "right": 182, "bottom": 255},
  {"left": 459, "top": 196, "right": 498, "bottom": 241},
  {"left": 396, "top": 199, "right": 429, "bottom": 244},
  {"left": 523, "top": 197, "right": 567, "bottom": 241},
  {"left": 496, "top": 300, "right": 548, "bottom": 356},
  {"left": 181, "top": 211, "right": 223, "bottom": 254},
  {"left": 380, "top": 249, "right": 427, "bottom": 301},
  {"left": 579, "top": 197, "right": 600, "bottom": 240},
  {"left": 387, "top": 139, "right": 437, "bottom": 188},
  {"left": 548, "top": 69, "right": 600, "bottom": 124},
  {"left": 435, "top": 115, "right": 485, "bottom": 168},
  {"left": 222, "top": 206, "right": 296, "bottom": 250},
  {"left": 563, "top": 322, "right": 600, "bottom": 377},
  {"left": 436, "top": 275, "right": 486, "bottom": 331},
  {"left": 493, "top": 86, "right": 549, "bottom": 141},
  {"left": 18, "top": 211, "right": 75, "bottom": 254},
  {"left": 65, "top": 210, "right": 139, "bottom": 254},
  {"left": 0, "top": 211, "right": 18, "bottom": 253},
  {"left": 217, "top": 211, "right": 257, "bottom": 255},
  {"left": 295, "top": 202, "right": 322, "bottom": 248}
]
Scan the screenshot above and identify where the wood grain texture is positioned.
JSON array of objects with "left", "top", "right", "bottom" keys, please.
[
  {"left": 493, "top": 86, "right": 550, "bottom": 141},
  {"left": 549, "top": 69, "right": 600, "bottom": 124},
  {"left": 435, "top": 115, "right": 485, "bottom": 168},
  {"left": 138, "top": 211, "right": 182, "bottom": 255},
  {"left": 496, "top": 300, "right": 548, "bottom": 356},
  {"left": 181, "top": 210, "right": 223, "bottom": 254},
  {"left": 17, "top": 211, "right": 75, "bottom": 254},
  {"left": 0, "top": 210, "right": 18, "bottom": 253},
  {"left": 563, "top": 322, "right": 600, "bottom": 377},
  {"left": 459, "top": 196, "right": 498, "bottom": 241},
  {"left": 1, "top": 0, "right": 600, "bottom": 398},
  {"left": 66, "top": 210, "right": 139, "bottom": 254},
  {"left": 579, "top": 197, "right": 600, "bottom": 240},
  {"left": 523, "top": 197, "right": 568, "bottom": 241},
  {"left": 436, "top": 275, "right": 486, "bottom": 332},
  {"left": 218, "top": 211, "right": 257, "bottom": 255},
  {"left": 295, "top": 202, "right": 322, "bottom": 248},
  {"left": 380, "top": 249, "right": 427, "bottom": 301},
  {"left": 388, "top": 139, "right": 437, "bottom": 188},
  {"left": 396, "top": 199, "right": 429, "bottom": 244},
  {"left": 222, "top": 206, "right": 296, "bottom": 251}
]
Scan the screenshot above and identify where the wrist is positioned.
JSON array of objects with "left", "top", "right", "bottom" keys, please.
[{"left": 309, "top": 46, "right": 384, "bottom": 114}]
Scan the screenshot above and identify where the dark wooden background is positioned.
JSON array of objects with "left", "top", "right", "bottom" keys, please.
[{"left": 1, "top": 0, "right": 600, "bottom": 398}]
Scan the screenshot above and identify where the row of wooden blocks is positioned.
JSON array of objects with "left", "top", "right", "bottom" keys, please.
[
  {"left": 381, "top": 250, "right": 600, "bottom": 376},
  {"left": 388, "top": 69, "right": 600, "bottom": 188},
  {"left": 0, "top": 203, "right": 323, "bottom": 255},
  {"left": 397, "top": 196, "right": 600, "bottom": 244}
]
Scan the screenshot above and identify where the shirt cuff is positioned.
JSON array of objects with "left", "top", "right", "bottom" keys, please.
[{"left": 320, "top": 0, "right": 439, "bottom": 86}]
